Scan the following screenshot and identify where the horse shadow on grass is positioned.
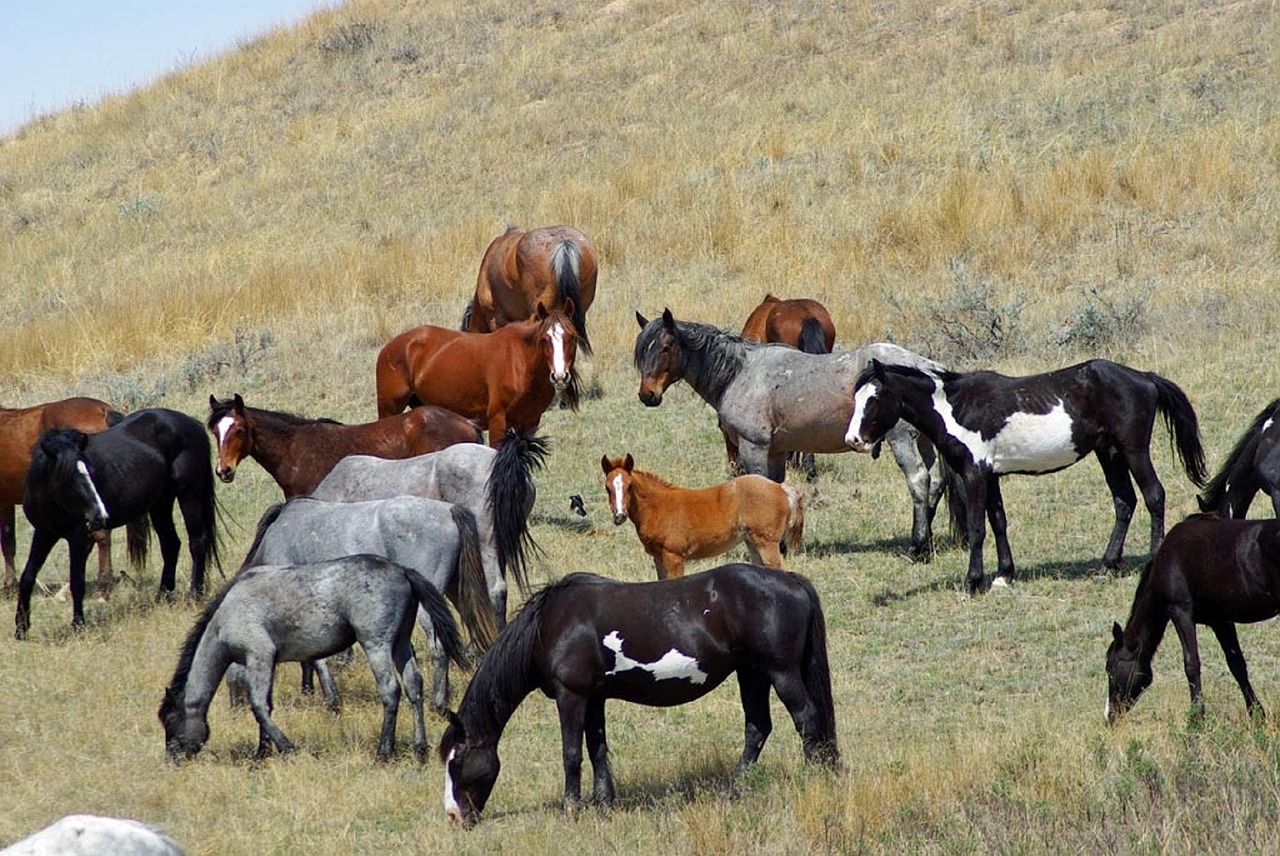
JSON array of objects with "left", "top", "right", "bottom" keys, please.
[{"left": 530, "top": 511, "right": 594, "bottom": 536}]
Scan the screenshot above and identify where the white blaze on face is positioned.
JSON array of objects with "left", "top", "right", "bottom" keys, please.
[
  {"left": 609, "top": 473, "right": 627, "bottom": 521},
  {"left": 76, "top": 461, "right": 109, "bottom": 521},
  {"left": 602, "top": 630, "right": 708, "bottom": 684},
  {"left": 548, "top": 321, "right": 568, "bottom": 379},
  {"left": 845, "top": 382, "right": 879, "bottom": 449},
  {"left": 443, "top": 747, "right": 462, "bottom": 822},
  {"left": 214, "top": 416, "right": 236, "bottom": 451}
]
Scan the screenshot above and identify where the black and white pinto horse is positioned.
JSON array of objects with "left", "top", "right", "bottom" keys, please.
[
  {"left": 634, "top": 308, "right": 955, "bottom": 560},
  {"left": 16, "top": 408, "right": 222, "bottom": 639},
  {"left": 845, "top": 359, "right": 1208, "bottom": 593},
  {"left": 1198, "top": 397, "right": 1280, "bottom": 519},
  {"left": 438, "top": 564, "right": 839, "bottom": 826}
]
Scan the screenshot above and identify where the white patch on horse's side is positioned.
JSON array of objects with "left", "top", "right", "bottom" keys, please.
[
  {"left": 214, "top": 415, "right": 235, "bottom": 448},
  {"left": 609, "top": 473, "right": 627, "bottom": 520},
  {"left": 931, "top": 380, "right": 1078, "bottom": 474},
  {"left": 548, "top": 321, "right": 568, "bottom": 378},
  {"left": 602, "top": 630, "right": 708, "bottom": 684},
  {"left": 443, "top": 747, "right": 461, "bottom": 819},
  {"left": 76, "top": 460, "right": 109, "bottom": 520}
]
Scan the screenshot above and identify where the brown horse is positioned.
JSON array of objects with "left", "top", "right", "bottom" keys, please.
[
  {"left": 376, "top": 303, "right": 580, "bottom": 447},
  {"left": 461, "top": 225, "right": 597, "bottom": 354},
  {"left": 207, "top": 394, "right": 480, "bottom": 498},
  {"left": 601, "top": 453, "right": 804, "bottom": 580},
  {"left": 1, "top": 397, "right": 123, "bottom": 594}
]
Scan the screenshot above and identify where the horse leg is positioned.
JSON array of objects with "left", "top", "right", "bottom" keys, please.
[
  {"left": 1169, "top": 609, "right": 1205, "bottom": 721},
  {"left": 1210, "top": 623, "right": 1264, "bottom": 718},
  {"left": 653, "top": 552, "right": 684, "bottom": 580},
  {"left": 1126, "top": 451, "right": 1166, "bottom": 558},
  {"left": 985, "top": 476, "right": 1016, "bottom": 586},
  {"left": 66, "top": 537, "right": 92, "bottom": 629},
  {"left": 584, "top": 696, "right": 614, "bottom": 806},
  {"left": 801, "top": 452, "right": 818, "bottom": 483},
  {"left": 734, "top": 667, "right": 773, "bottom": 776},
  {"left": 91, "top": 529, "right": 114, "bottom": 595},
  {"left": 1, "top": 503, "right": 16, "bottom": 593},
  {"left": 1095, "top": 448, "right": 1139, "bottom": 567},
  {"left": 364, "top": 645, "right": 403, "bottom": 761},
  {"left": 245, "top": 656, "right": 294, "bottom": 758},
  {"left": 962, "top": 475, "right": 989, "bottom": 594},
  {"left": 769, "top": 667, "right": 831, "bottom": 766},
  {"left": 150, "top": 504, "right": 182, "bottom": 598},
  {"left": 14, "top": 531, "right": 58, "bottom": 640},
  {"left": 176, "top": 492, "right": 213, "bottom": 597},
  {"left": 555, "top": 692, "right": 588, "bottom": 808},
  {"left": 747, "top": 536, "right": 784, "bottom": 569},
  {"left": 481, "top": 544, "right": 507, "bottom": 631},
  {"left": 737, "top": 442, "right": 783, "bottom": 483},
  {"left": 886, "top": 423, "right": 937, "bottom": 561},
  {"left": 394, "top": 640, "right": 428, "bottom": 761},
  {"left": 313, "top": 659, "right": 341, "bottom": 713}
]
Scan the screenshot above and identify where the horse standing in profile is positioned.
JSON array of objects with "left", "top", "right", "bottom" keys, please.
[
  {"left": 846, "top": 358, "right": 1208, "bottom": 593},
  {"left": 1198, "top": 397, "right": 1280, "bottom": 519},
  {"left": 0, "top": 397, "right": 124, "bottom": 594},
  {"left": 16, "top": 408, "right": 222, "bottom": 639},
  {"left": 634, "top": 308, "right": 954, "bottom": 561},
  {"left": 438, "top": 564, "right": 839, "bottom": 826},
  {"left": 462, "top": 225, "right": 596, "bottom": 355},
  {"left": 207, "top": 394, "right": 479, "bottom": 498},
  {"left": 375, "top": 303, "right": 580, "bottom": 446},
  {"left": 601, "top": 453, "right": 804, "bottom": 580},
  {"left": 1105, "top": 513, "right": 1280, "bottom": 723}
]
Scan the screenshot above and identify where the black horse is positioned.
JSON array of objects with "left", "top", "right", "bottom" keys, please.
[
  {"left": 1106, "top": 513, "right": 1280, "bottom": 723},
  {"left": 1198, "top": 398, "right": 1280, "bottom": 519},
  {"left": 16, "top": 408, "right": 222, "bottom": 639},
  {"left": 437, "top": 563, "right": 839, "bottom": 826},
  {"left": 845, "top": 359, "right": 1208, "bottom": 593}
]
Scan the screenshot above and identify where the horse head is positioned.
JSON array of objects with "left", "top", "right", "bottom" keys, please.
[
  {"left": 634, "top": 308, "right": 684, "bottom": 407},
  {"left": 208, "top": 393, "right": 252, "bottom": 483},
  {"left": 535, "top": 300, "right": 577, "bottom": 391},
  {"left": 439, "top": 711, "right": 499, "bottom": 827},
  {"left": 28, "top": 429, "right": 109, "bottom": 532},
  {"left": 845, "top": 360, "right": 902, "bottom": 453},
  {"left": 601, "top": 453, "right": 636, "bottom": 525},
  {"left": 1104, "top": 621, "right": 1153, "bottom": 725},
  {"left": 158, "top": 685, "right": 209, "bottom": 763}
]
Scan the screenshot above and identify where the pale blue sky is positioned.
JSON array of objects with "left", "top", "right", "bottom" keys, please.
[{"left": 0, "top": 1, "right": 336, "bottom": 137}]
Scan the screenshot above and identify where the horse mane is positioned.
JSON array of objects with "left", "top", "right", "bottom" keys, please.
[
  {"left": 634, "top": 317, "right": 755, "bottom": 405},
  {"left": 1198, "top": 398, "right": 1280, "bottom": 512},
  {"left": 206, "top": 398, "right": 343, "bottom": 431},
  {"left": 161, "top": 576, "right": 239, "bottom": 702},
  {"left": 25, "top": 429, "right": 88, "bottom": 505},
  {"left": 629, "top": 467, "right": 676, "bottom": 490},
  {"left": 854, "top": 359, "right": 951, "bottom": 390}
]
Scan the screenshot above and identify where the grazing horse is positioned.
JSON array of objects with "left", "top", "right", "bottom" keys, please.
[
  {"left": 241, "top": 496, "right": 498, "bottom": 711},
  {"left": 634, "top": 308, "right": 953, "bottom": 560},
  {"left": 207, "top": 394, "right": 480, "bottom": 498},
  {"left": 462, "top": 225, "right": 596, "bottom": 354},
  {"left": 375, "top": 303, "right": 580, "bottom": 445},
  {"left": 311, "top": 429, "right": 548, "bottom": 628},
  {"left": 1, "top": 397, "right": 124, "bottom": 594},
  {"left": 1198, "top": 398, "right": 1280, "bottom": 519},
  {"left": 438, "top": 564, "right": 839, "bottom": 825},
  {"left": 601, "top": 453, "right": 804, "bottom": 580},
  {"left": 846, "top": 359, "right": 1208, "bottom": 594},
  {"left": 160, "top": 555, "right": 467, "bottom": 762},
  {"left": 1105, "top": 514, "right": 1280, "bottom": 723},
  {"left": 16, "top": 409, "right": 222, "bottom": 639}
]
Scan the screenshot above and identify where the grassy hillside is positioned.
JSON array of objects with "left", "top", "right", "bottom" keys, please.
[{"left": 3, "top": 0, "right": 1280, "bottom": 852}]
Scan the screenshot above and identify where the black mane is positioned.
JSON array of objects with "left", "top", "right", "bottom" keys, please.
[
  {"left": 1199, "top": 398, "right": 1280, "bottom": 512},
  {"left": 634, "top": 316, "right": 755, "bottom": 405},
  {"left": 160, "top": 577, "right": 240, "bottom": 704},
  {"left": 206, "top": 398, "right": 342, "bottom": 431}
]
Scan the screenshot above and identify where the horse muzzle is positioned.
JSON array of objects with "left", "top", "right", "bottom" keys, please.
[
  {"left": 845, "top": 436, "right": 874, "bottom": 454},
  {"left": 638, "top": 389, "right": 663, "bottom": 407},
  {"left": 549, "top": 372, "right": 569, "bottom": 390},
  {"left": 216, "top": 465, "right": 236, "bottom": 483},
  {"left": 612, "top": 511, "right": 628, "bottom": 526}
]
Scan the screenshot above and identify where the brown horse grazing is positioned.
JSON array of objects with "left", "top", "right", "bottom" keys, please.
[
  {"left": 207, "top": 394, "right": 480, "bottom": 498},
  {"left": 1, "top": 398, "right": 124, "bottom": 594},
  {"left": 461, "top": 225, "right": 597, "bottom": 354},
  {"left": 376, "top": 303, "right": 580, "bottom": 447},
  {"left": 602, "top": 453, "right": 804, "bottom": 580},
  {"left": 741, "top": 293, "right": 836, "bottom": 354}
]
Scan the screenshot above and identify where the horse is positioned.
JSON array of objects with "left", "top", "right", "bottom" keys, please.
[
  {"left": 845, "top": 358, "right": 1208, "bottom": 594},
  {"left": 1, "top": 815, "right": 186, "bottom": 856},
  {"left": 160, "top": 554, "right": 467, "bottom": 762},
  {"left": 601, "top": 453, "right": 804, "bottom": 580},
  {"left": 376, "top": 302, "right": 580, "bottom": 446},
  {"left": 1105, "top": 513, "right": 1280, "bottom": 724},
  {"left": 438, "top": 564, "right": 839, "bottom": 825},
  {"left": 739, "top": 294, "right": 837, "bottom": 481},
  {"left": 1198, "top": 398, "right": 1280, "bottom": 519},
  {"left": 15, "top": 408, "right": 222, "bottom": 639},
  {"left": 241, "top": 496, "right": 498, "bottom": 711},
  {"left": 461, "top": 225, "right": 596, "bottom": 355},
  {"left": 206, "top": 394, "right": 480, "bottom": 499},
  {"left": 310, "top": 429, "right": 548, "bottom": 628},
  {"left": 1, "top": 397, "right": 124, "bottom": 594},
  {"left": 633, "top": 308, "right": 954, "bottom": 561}
]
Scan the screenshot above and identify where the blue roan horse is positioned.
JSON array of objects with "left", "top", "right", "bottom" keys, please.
[
  {"left": 16, "top": 408, "right": 222, "bottom": 639},
  {"left": 438, "top": 563, "right": 839, "bottom": 826},
  {"left": 845, "top": 359, "right": 1208, "bottom": 593},
  {"left": 1198, "top": 397, "right": 1280, "bottom": 519}
]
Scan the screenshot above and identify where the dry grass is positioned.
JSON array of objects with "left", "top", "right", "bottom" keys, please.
[{"left": 3, "top": 0, "right": 1280, "bottom": 852}]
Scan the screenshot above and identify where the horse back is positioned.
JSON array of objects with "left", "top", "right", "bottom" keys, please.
[{"left": 1155, "top": 516, "right": 1280, "bottom": 624}]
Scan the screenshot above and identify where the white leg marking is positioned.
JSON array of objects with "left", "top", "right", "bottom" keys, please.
[{"left": 602, "top": 630, "right": 708, "bottom": 684}]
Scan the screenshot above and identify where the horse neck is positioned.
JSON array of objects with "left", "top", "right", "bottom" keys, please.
[
  {"left": 1121, "top": 568, "right": 1168, "bottom": 664},
  {"left": 679, "top": 324, "right": 747, "bottom": 407},
  {"left": 457, "top": 640, "right": 538, "bottom": 748},
  {"left": 241, "top": 411, "right": 301, "bottom": 474},
  {"left": 624, "top": 472, "right": 671, "bottom": 523},
  {"left": 168, "top": 621, "right": 232, "bottom": 718}
]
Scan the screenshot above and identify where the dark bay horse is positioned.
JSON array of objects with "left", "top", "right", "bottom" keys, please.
[
  {"left": 438, "top": 564, "right": 839, "bottom": 825},
  {"left": 1198, "top": 398, "right": 1280, "bottom": 519},
  {"left": 310, "top": 429, "right": 548, "bottom": 628},
  {"left": 462, "top": 225, "right": 596, "bottom": 354},
  {"left": 1106, "top": 514, "right": 1280, "bottom": 723},
  {"left": 16, "top": 408, "right": 222, "bottom": 639},
  {"left": 846, "top": 359, "right": 1208, "bottom": 593},
  {"left": 602, "top": 453, "right": 803, "bottom": 580},
  {"left": 160, "top": 555, "right": 467, "bottom": 761},
  {"left": 376, "top": 302, "right": 580, "bottom": 446},
  {"left": 634, "top": 308, "right": 953, "bottom": 560},
  {"left": 207, "top": 394, "right": 479, "bottom": 498},
  {"left": 1, "top": 397, "right": 124, "bottom": 594}
]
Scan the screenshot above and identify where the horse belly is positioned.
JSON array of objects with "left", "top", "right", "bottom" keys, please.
[{"left": 990, "top": 406, "right": 1081, "bottom": 474}]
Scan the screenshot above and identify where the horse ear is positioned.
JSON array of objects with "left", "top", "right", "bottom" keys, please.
[
  {"left": 635, "top": 311, "right": 649, "bottom": 329},
  {"left": 209, "top": 394, "right": 218, "bottom": 409},
  {"left": 1111, "top": 622, "right": 1123, "bottom": 643},
  {"left": 624, "top": 453, "right": 635, "bottom": 471},
  {"left": 661, "top": 308, "right": 675, "bottom": 329},
  {"left": 600, "top": 455, "right": 612, "bottom": 474},
  {"left": 535, "top": 302, "right": 549, "bottom": 320},
  {"left": 871, "top": 359, "right": 887, "bottom": 379},
  {"left": 233, "top": 393, "right": 245, "bottom": 412}
]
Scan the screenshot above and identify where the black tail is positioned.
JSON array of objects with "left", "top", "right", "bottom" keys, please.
[
  {"left": 404, "top": 567, "right": 470, "bottom": 670},
  {"left": 488, "top": 429, "right": 549, "bottom": 597},
  {"left": 1199, "top": 398, "right": 1280, "bottom": 515},
  {"left": 794, "top": 573, "right": 839, "bottom": 766},
  {"left": 796, "top": 317, "right": 829, "bottom": 355},
  {"left": 552, "top": 240, "right": 592, "bottom": 356},
  {"left": 239, "top": 502, "right": 285, "bottom": 570},
  {"left": 126, "top": 517, "right": 151, "bottom": 571},
  {"left": 943, "top": 457, "right": 969, "bottom": 547},
  {"left": 449, "top": 505, "right": 499, "bottom": 653},
  {"left": 1150, "top": 373, "right": 1209, "bottom": 489},
  {"left": 460, "top": 298, "right": 475, "bottom": 332}
]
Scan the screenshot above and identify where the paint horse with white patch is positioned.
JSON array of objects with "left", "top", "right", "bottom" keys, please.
[
  {"left": 602, "top": 453, "right": 803, "bottom": 579},
  {"left": 438, "top": 564, "right": 839, "bottom": 825},
  {"left": 845, "top": 359, "right": 1208, "bottom": 594}
]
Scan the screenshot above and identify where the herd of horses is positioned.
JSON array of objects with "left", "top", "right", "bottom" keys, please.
[{"left": 6, "top": 223, "right": 1280, "bottom": 826}]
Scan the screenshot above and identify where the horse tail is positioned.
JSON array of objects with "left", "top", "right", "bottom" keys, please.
[
  {"left": 459, "top": 297, "right": 475, "bottom": 332},
  {"left": 1198, "top": 397, "right": 1280, "bottom": 515},
  {"left": 781, "top": 483, "right": 805, "bottom": 552},
  {"left": 942, "top": 456, "right": 969, "bottom": 547},
  {"left": 404, "top": 567, "right": 469, "bottom": 670},
  {"left": 105, "top": 409, "right": 127, "bottom": 427},
  {"left": 1149, "top": 372, "right": 1209, "bottom": 489},
  {"left": 126, "top": 518, "right": 150, "bottom": 571},
  {"left": 488, "top": 428, "right": 549, "bottom": 597},
  {"left": 450, "top": 505, "right": 499, "bottom": 653},
  {"left": 239, "top": 502, "right": 285, "bottom": 570},
  {"left": 195, "top": 461, "right": 224, "bottom": 590},
  {"left": 793, "top": 572, "right": 839, "bottom": 765},
  {"left": 551, "top": 239, "right": 592, "bottom": 356},
  {"left": 796, "top": 317, "right": 828, "bottom": 355}
]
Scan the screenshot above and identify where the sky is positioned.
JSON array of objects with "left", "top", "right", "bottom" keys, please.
[{"left": 0, "top": 1, "right": 337, "bottom": 137}]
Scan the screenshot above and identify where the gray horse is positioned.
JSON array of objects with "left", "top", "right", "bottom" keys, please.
[
  {"left": 240, "top": 496, "right": 497, "bottom": 710},
  {"left": 160, "top": 555, "right": 467, "bottom": 761},
  {"left": 310, "top": 429, "right": 547, "bottom": 628},
  {"left": 635, "top": 308, "right": 956, "bottom": 560}
]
